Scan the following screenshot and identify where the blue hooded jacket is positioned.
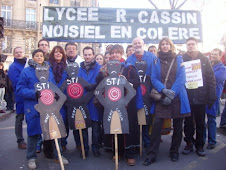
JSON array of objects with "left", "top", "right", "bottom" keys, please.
[
  {"left": 16, "top": 65, "right": 53, "bottom": 136},
  {"left": 126, "top": 51, "right": 156, "bottom": 110},
  {"left": 151, "top": 55, "right": 191, "bottom": 114},
  {"left": 8, "top": 58, "right": 26, "bottom": 114},
  {"left": 78, "top": 61, "right": 102, "bottom": 122},
  {"left": 206, "top": 61, "right": 226, "bottom": 116}
]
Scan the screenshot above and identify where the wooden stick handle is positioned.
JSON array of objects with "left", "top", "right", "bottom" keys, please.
[
  {"left": 79, "top": 129, "right": 86, "bottom": 159},
  {"left": 114, "top": 134, "right": 118, "bottom": 170},
  {"left": 140, "top": 125, "right": 142, "bottom": 156},
  {"left": 54, "top": 138, "right": 65, "bottom": 170}
]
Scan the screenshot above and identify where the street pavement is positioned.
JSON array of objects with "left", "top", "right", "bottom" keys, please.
[{"left": 0, "top": 111, "right": 226, "bottom": 170}]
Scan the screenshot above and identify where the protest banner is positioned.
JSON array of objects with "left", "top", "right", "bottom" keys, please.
[{"left": 42, "top": 7, "right": 202, "bottom": 43}]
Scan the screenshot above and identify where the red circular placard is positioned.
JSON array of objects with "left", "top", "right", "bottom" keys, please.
[
  {"left": 67, "top": 83, "right": 83, "bottom": 99},
  {"left": 40, "top": 89, "right": 54, "bottom": 105},
  {"left": 108, "top": 87, "right": 121, "bottom": 101},
  {"left": 141, "top": 84, "right": 147, "bottom": 96}
]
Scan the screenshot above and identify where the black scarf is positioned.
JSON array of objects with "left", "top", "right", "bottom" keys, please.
[
  {"left": 158, "top": 50, "right": 176, "bottom": 62},
  {"left": 84, "top": 60, "right": 95, "bottom": 71},
  {"left": 52, "top": 61, "right": 65, "bottom": 83},
  {"left": 0, "top": 69, "right": 5, "bottom": 78},
  {"left": 67, "top": 56, "right": 77, "bottom": 63},
  {"left": 17, "top": 57, "right": 27, "bottom": 65}
]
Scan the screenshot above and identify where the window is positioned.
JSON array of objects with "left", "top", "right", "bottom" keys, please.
[
  {"left": 1, "top": 5, "right": 12, "bottom": 26},
  {"left": 2, "top": 36, "right": 12, "bottom": 53},
  {"left": 26, "top": 8, "right": 36, "bottom": 29},
  {"left": 50, "top": 0, "right": 59, "bottom": 4},
  {"left": 25, "top": 37, "right": 36, "bottom": 54},
  {"left": 71, "top": 0, "right": 80, "bottom": 6}
]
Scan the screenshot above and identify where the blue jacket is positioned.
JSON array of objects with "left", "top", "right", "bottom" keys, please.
[
  {"left": 126, "top": 51, "right": 155, "bottom": 110},
  {"left": 126, "top": 51, "right": 155, "bottom": 78},
  {"left": 78, "top": 61, "right": 101, "bottom": 122},
  {"left": 206, "top": 62, "right": 226, "bottom": 116},
  {"left": 16, "top": 66, "right": 52, "bottom": 136},
  {"left": 8, "top": 58, "right": 26, "bottom": 114},
  {"left": 121, "top": 61, "right": 143, "bottom": 109},
  {"left": 151, "top": 55, "right": 191, "bottom": 114},
  {"left": 49, "top": 66, "right": 68, "bottom": 123}
]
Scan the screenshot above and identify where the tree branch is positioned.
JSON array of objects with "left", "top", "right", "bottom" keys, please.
[
  {"left": 176, "top": 0, "right": 189, "bottom": 9},
  {"left": 147, "top": 0, "right": 158, "bottom": 9}
]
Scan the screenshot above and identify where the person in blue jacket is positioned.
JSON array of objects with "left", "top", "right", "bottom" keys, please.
[
  {"left": 205, "top": 48, "right": 226, "bottom": 149},
  {"left": 126, "top": 37, "right": 156, "bottom": 149},
  {"left": 143, "top": 37, "right": 191, "bottom": 166},
  {"left": 8, "top": 47, "right": 27, "bottom": 149},
  {"left": 77, "top": 46, "right": 102, "bottom": 157},
  {"left": 17, "top": 49, "right": 68, "bottom": 169}
]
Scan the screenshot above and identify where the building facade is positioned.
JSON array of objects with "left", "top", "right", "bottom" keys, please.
[{"left": 0, "top": 0, "right": 98, "bottom": 69}]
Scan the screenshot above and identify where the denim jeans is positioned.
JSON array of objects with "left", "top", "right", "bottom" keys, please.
[
  {"left": 27, "top": 135, "right": 39, "bottom": 160},
  {"left": 36, "top": 134, "right": 43, "bottom": 149},
  {"left": 15, "top": 114, "right": 25, "bottom": 143},
  {"left": 73, "top": 129, "right": 89, "bottom": 151},
  {"left": 204, "top": 114, "right": 216, "bottom": 145},
  {"left": 220, "top": 105, "right": 226, "bottom": 126},
  {"left": 91, "top": 121, "right": 101, "bottom": 151}
]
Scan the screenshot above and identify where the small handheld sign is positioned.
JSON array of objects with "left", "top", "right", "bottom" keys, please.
[
  {"left": 95, "top": 60, "right": 136, "bottom": 170},
  {"left": 135, "top": 60, "right": 153, "bottom": 156},
  {"left": 61, "top": 62, "right": 92, "bottom": 159},
  {"left": 34, "top": 65, "right": 67, "bottom": 170}
]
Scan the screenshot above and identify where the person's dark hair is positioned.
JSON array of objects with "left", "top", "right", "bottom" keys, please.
[
  {"left": 109, "top": 44, "right": 124, "bottom": 55},
  {"left": 148, "top": 45, "right": 157, "bottom": 51},
  {"left": 186, "top": 37, "right": 198, "bottom": 44},
  {"left": 32, "top": 49, "right": 44, "bottom": 58},
  {"left": 212, "top": 48, "right": 222, "bottom": 56},
  {"left": 126, "top": 45, "right": 133, "bottom": 53},
  {"left": 106, "top": 44, "right": 113, "bottom": 52},
  {"left": 65, "top": 42, "right": 78, "bottom": 50},
  {"left": 38, "top": 39, "right": 49, "bottom": 47},
  {"left": 49, "top": 46, "right": 66, "bottom": 66},
  {"left": 83, "top": 46, "right": 95, "bottom": 55}
]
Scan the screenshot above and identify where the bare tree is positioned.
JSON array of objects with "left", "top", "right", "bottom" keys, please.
[{"left": 147, "top": 0, "right": 199, "bottom": 9}]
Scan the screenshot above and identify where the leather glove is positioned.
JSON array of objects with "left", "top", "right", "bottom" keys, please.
[
  {"left": 162, "top": 88, "right": 175, "bottom": 99},
  {"left": 35, "top": 91, "right": 41, "bottom": 100},
  {"left": 85, "top": 84, "right": 97, "bottom": 92},
  {"left": 161, "top": 97, "right": 172, "bottom": 105},
  {"left": 54, "top": 92, "right": 60, "bottom": 101}
]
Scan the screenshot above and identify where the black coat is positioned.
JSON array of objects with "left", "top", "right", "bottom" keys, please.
[{"left": 183, "top": 52, "right": 216, "bottom": 107}]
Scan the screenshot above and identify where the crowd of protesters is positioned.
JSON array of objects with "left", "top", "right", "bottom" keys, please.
[{"left": 4, "top": 36, "right": 226, "bottom": 169}]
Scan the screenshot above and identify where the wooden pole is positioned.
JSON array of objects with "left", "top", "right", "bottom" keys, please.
[
  {"left": 54, "top": 138, "right": 65, "bottom": 170},
  {"left": 140, "top": 125, "right": 142, "bottom": 156},
  {"left": 114, "top": 134, "right": 118, "bottom": 170},
  {"left": 79, "top": 129, "right": 86, "bottom": 159}
]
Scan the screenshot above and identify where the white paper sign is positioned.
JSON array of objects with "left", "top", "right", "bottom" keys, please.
[{"left": 183, "top": 59, "right": 203, "bottom": 89}]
